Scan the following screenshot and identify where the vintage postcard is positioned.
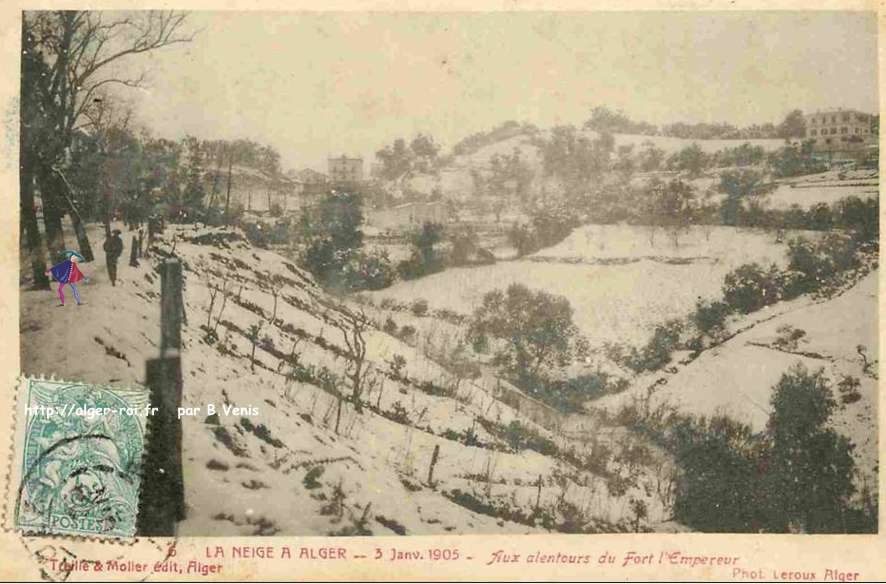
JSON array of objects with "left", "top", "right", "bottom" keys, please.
[{"left": 0, "top": 0, "right": 883, "bottom": 581}]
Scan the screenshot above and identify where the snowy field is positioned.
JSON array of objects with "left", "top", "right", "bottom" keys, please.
[{"left": 367, "top": 224, "right": 804, "bottom": 348}]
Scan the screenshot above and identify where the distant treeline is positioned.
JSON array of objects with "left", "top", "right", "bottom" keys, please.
[
  {"left": 583, "top": 106, "right": 809, "bottom": 140},
  {"left": 451, "top": 121, "right": 541, "bottom": 156},
  {"left": 453, "top": 107, "right": 864, "bottom": 152}
]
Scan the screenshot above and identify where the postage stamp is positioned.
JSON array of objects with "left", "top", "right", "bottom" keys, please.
[{"left": 5, "top": 377, "right": 151, "bottom": 539}]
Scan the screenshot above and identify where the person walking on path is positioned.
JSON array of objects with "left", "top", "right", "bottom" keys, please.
[
  {"left": 103, "top": 229, "right": 124, "bottom": 287},
  {"left": 46, "top": 250, "right": 87, "bottom": 306}
]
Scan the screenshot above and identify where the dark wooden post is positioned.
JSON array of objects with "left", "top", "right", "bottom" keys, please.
[
  {"left": 534, "top": 474, "right": 543, "bottom": 514},
  {"left": 427, "top": 444, "right": 441, "bottom": 488},
  {"left": 129, "top": 236, "right": 139, "bottom": 267},
  {"left": 159, "top": 260, "right": 183, "bottom": 353},
  {"left": 137, "top": 259, "right": 185, "bottom": 536}
]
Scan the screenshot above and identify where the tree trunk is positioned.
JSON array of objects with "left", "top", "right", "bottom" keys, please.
[
  {"left": 334, "top": 394, "right": 343, "bottom": 434},
  {"left": 52, "top": 167, "right": 94, "bottom": 261},
  {"left": 351, "top": 361, "right": 364, "bottom": 413},
  {"left": 103, "top": 175, "right": 112, "bottom": 239},
  {"left": 224, "top": 154, "right": 233, "bottom": 222},
  {"left": 36, "top": 161, "right": 66, "bottom": 263},
  {"left": 20, "top": 149, "right": 49, "bottom": 289}
]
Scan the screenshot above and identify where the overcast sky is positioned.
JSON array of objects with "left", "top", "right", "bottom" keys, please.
[{"left": 125, "top": 11, "right": 878, "bottom": 171}]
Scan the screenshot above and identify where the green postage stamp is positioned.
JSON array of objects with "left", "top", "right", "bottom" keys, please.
[{"left": 5, "top": 377, "right": 151, "bottom": 539}]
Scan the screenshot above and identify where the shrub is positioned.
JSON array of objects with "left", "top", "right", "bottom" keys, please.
[
  {"left": 448, "top": 226, "right": 479, "bottom": 266},
  {"left": 722, "top": 263, "right": 781, "bottom": 313},
  {"left": 764, "top": 365, "right": 857, "bottom": 533},
  {"left": 387, "top": 401, "right": 411, "bottom": 425},
  {"left": 808, "top": 202, "right": 834, "bottom": 231},
  {"left": 837, "top": 374, "right": 862, "bottom": 405},
  {"left": 388, "top": 354, "right": 407, "bottom": 379},
  {"left": 501, "top": 421, "right": 558, "bottom": 456},
  {"left": 399, "top": 222, "right": 446, "bottom": 279},
  {"left": 671, "top": 366, "right": 872, "bottom": 534},
  {"left": 398, "top": 325, "right": 417, "bottom": 341},
  {"left": 300, "top": 191, "right": 365, "bottom": 289},
  {"left": 836, "top": 196, "right": 879, "bottom": 246},
  {"left": 243, "top": 221, "right": 273, "bottom": 248},
  {"left": 822, "top": 232, "right": 861, "bottom": 273},
  {"left": 692, "top": 299, "right": 731, "bottom": 335},
  {"left": 410, "top": 299, "right": 429, "bottom": 317},
  {"left": 468, "top": 284, "right": 582, "bottom": 379},
  {"left": 303, "top": 466, "right": 325, "bottom": 490},
  {"left": 462, "top": 425, "right": 481, "bottom": 447},
  {"left": 344, "top": 250, "right": 396, "bottom": 291},
  {"left": 531, "top": 206, "right": 579, "bottom": 248},
  {"left": 672, "top": 415, "right": 759, "bottom": 532},
  {"left": 789, "top": 237, "right": 829, "bottom": 293},
  {"left": 773, "top": 324, "right": 806, "bottom": 351},
  {"left": 627, "top": 319, "right": 684, "bottom": 372},
  {"left": 383, "top": 316, "right": 398, "bottom": 335},
  {"left": 786, "top": 234, "right": 859, "bottom": 294},
  {"left": 507, "top": 223, "right": 538, "bottom": 257},
  {"left": 539, "top": 372, "right": 629, "bottom": 412},
  {"left": 444, "top": 425, "right": 482, "bottom": 447},
  {"left": 396, "top": 256, "right": 426, "bottom": 280}
]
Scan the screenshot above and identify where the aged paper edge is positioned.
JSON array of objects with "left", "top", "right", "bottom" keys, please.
[{"left": 0, "top": 0, "right": 882, "bottom": 581}]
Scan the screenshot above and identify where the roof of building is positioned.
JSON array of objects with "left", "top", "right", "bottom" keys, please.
[
  {"left": 806, "top": 108, "right": 871, "bottom": 117},
  {"left": 294, "top": 168, "right": 328, "bottom": 182}
]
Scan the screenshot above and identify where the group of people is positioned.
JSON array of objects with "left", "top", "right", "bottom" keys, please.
[{"left": 46, "top": 218, "right": 162, "bottom": 306}]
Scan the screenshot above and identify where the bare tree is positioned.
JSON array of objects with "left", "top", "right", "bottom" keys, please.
[
  {"left": 644, "top": 178, "right": 696, "bottom": 250},
  {"left": 247, "top": 322, "right": 262, "bottom": 373},
  {"left": 206, "top": 281, "right": 221, "bottom": 327},
  {"left": 78, "top": 92, "right": 136, "bottom": 237},
  {"left": 332, "top": 308, "right": 371, "bottom": 413},
  {"left": 212, "top": 281, "right": 230, "bottom": 333},
  {"left": 21, "top": 11, "right": 195, "bottom": 273},
  {"left": 269, "top": 277, "right": 284, "bottom": 323}
]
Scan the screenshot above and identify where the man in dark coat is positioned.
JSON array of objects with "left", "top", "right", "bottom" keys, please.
[{"left": 103, "top": 229, "right": 124, "bottom": 286}]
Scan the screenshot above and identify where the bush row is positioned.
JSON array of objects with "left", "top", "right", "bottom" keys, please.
[
  {"left": 606, "top": 229, "right": 873, "bottom": 374},
  {"left": 729, "top": 196, "right": 879, "bottom": 237}
]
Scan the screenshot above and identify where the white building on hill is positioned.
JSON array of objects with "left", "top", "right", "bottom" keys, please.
[{"left": 805, "top": 109, "right": 876, "bottom": 160}]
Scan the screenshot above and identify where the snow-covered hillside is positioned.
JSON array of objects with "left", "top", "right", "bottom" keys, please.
[
  {"left": 401, "top": 128, "right": 787, "bottom": 201},
  {"left": 592, "top": 269, "right": 878, "bottom": 491},
  {"left": 20, "top": 224, "right": 677, "bottom": 535}
]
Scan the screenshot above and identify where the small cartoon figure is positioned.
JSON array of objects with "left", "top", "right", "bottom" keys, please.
[{"left": 46, "top": 250, "right": 87, "bottom": 306}]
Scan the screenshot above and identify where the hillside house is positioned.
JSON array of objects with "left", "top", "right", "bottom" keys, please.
[
  {"left": 328, "top": 155, "right": 364, "bottom": 185},
  {"left": 292, "top": 168, "right": 331, "bottom": 199},
  {"left": 805, "top": 109, "right": 878, "bottom": 161}
]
